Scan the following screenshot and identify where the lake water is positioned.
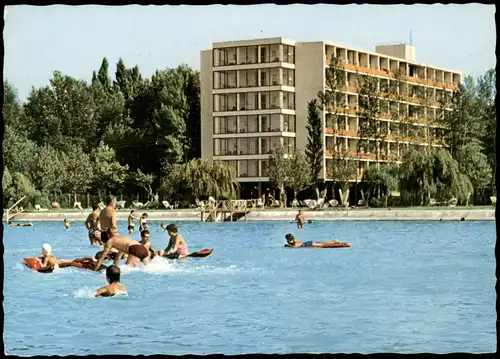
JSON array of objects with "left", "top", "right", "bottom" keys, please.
[{"left": 3, "top": 220, "right": 496, "bottom": 355}]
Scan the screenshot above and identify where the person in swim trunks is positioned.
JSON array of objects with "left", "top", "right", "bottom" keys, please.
[
  {"left": 139, "top": 213, "right": 149, "bottom": 232},
  {"left": 64, "top": 218, "right": 71, "bottom": 230},
  {"left": 99, "top": 196, "right": 119, "bottom": 243},
  {"left": 139, "top": 230, "right": 157, "bottom": 259},
  {"left": 84, "top": 203, "right": 102, "bottom": 246},
  {"left": 94, "top": 228, "right": 150, "bottom": 270},
  {"left": 284, "top": 233, "right": 340, "bottom": 248},
  {"left": 95, "top": 265, "right": 127, "bottom": 297},
  {"left": 127, "top": 210, "right": 140, "bottom": 234},
  {"left": 294, "top": 210, "right": 306, "bottom": 229},
  {"left": 158, "top": 224, "right": 189, "bottom": 258}
]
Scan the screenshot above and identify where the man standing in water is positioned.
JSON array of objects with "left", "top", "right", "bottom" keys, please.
[
  {"left": 84, "top": 203, "right": 102, "bottom": 246},
  {"left": 294, "top": 210, "right": 306, "bottom": 229},
  {"left": 99, "top": 196, "right": 120, "bottom": 242},
  {"left": 127, "top": 210, "right": 140, "bottom": 234},
  {"left": 95, "top": 265, "right": 127, "bottom": 297},
  {"left": 94, "top": 228, "right": 151, "bottom": 270}
]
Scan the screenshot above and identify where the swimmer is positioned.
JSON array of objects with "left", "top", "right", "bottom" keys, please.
[
  {"left": 94, "top": 228, "right": 150, "bottom": 270},
  {"left": 139, "top": 230, "right": 158, "bottom": 258},
  {"left": 64, "top": 218, "right": 71, "bottom": 230},
  {"left": 95, "top": 265, "right": 127, "bottom": 297},
  {"left": 139, "top": 213, "right": 149, "bottom": 232},
  {"left": 99, "top": 196, "right": 120, "bottom": 243},
  {"left": 160, "top": 223, "right": 167, "bottom": 231},
  {"left": 158, "top": 224, "right": 189, "bottom": 258},
  {"left": 294, "top": 210, "right": 306, "bottom": 229},
  {"left": 7, "top": 221, "right": 33, "bottom": 227},
  {"left": 284, "top": 233, "right": 340, "bottom": 248},
  {"left": 84, "top": 203, "right": 102, "bottom": 246},
  {"left": 37, "top": 243, "right": 59, "bottom": 271},
  {"left": 127, "top": 210, "right": 140, "bottom": 234}
]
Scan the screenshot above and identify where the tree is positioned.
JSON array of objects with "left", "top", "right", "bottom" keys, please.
[
  {"left": 97, "top": 57, "right": 111, "bottom": 92},
  {"left": 3, "top": 170, "right": 39, "bottom": 206},
  {"left": 327, "top": 149, "right": 357, "bottom": 207},
  {"left": 90, "top": 142, "right": 129, "bottom": 191},
  {"left": 60, "top": 144, "right": 94, "bottom": 195},
  {"left": 305, "top": 99, "right": 323, "bottom": 198},
  {"left": 287, "top": 149, "right": 311, "bottom": 202},
  {"left": 267, "top": 147, "right": 290, "bottom": 207},
  {"left": 163, "top": 159, "right": 238, "bottom": 202},
  {"left": 362, "top": 164, "right": 399, "bottom": 207},
  {"left": 131, "top": 169, "right": 154, "bottom": 201},
  {"left": 31, "top": 145, "right": 66, "bottom": 195}
]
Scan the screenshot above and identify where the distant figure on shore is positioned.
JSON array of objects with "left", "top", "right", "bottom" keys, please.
[
  {"left": 284, "top": 234, "right": 340, "bottom": 248},
  {"left": 295, "top": 210, "right": 306, "bottom": 229},
  {"left": 100, "top": 196, "right": 120, "bottom": 243},
  {"left": 84, "top": 203, "right": 102, "bottom": 246},
  {"left": 158, "top": 224, "right": 189, "bottom": 258},
  {"left": 139, "top": 213, "right": 149, "bottom": 232},
  {"left": 94, "top": 228, "right": 151, "bottom": 270},
  {"left": 64, "top": 218, "right": 71, "bottom": 230},
  {"left": 128, "top": 210, "right": 140, "bottom": 234},
  {"left": 52, "top": 200, "right": 60, "bottom": 209},
  {"left": 95, "top": 265, "right": 127, "bottom": 297}
]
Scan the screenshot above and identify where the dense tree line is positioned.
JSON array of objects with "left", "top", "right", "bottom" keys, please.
[{"left": 3, "top": 58, "right": 237, "bottom": 209}]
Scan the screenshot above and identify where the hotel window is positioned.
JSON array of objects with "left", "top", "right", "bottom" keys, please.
[
  {"left": 325, "top": 114, "right": 335, "bottom": 130},
  {"left": 282, "top": 68, "right": 295, "bottom": 87},
  {"left": 213, "top": 116, "right": 237, "bottom": 134},
  {"left": 238, "top": 46, "right": 258, "bottom": 65},
  {"left": 260, "top": 92, "right": 270, "bottom": 110},
  {"left": 213, "top": 71, "right": 237, "bottom": 89},
  {"left": 223, "top": 160, "right": 237, "bottom": 173},
  {"left": 283, "top": 137, "right": 295, "bottom": 154},
  {"left": 260, "top": 44, "right": 280, "bottom": 63},
  {"left": 238, "top": 138, "right": 259, "bottom": 155},
  {"left": 283, "top": 91, "right": 295, "bottom": 110},
  {"left": 238, "top": 160, "right": 258, "bottom": 177},
  {"left": 214, "top": 48, "right": 237, "bottom": 66},
  {"left": 214, "top": 138, "right": 237, "bottom": 155},
  {"left": 283, "top": 114, "right": 295, "bottom": 132},
  {"left": 260, "top": 137, "right": 270, "bottom": 154},
  {"left": 239, "top": 69, "right": 258, "bottom": 88},
  {"left": 238, "top": 92, "right": 258, "bottom": 111},
  {"left": 239, "top": 115, "right": 258, "bottom": 133},
  {"left": 260, "top": 160, "right": 269, "bottom": 176},
  {"left": 270, "top": 91, "right": 280, "bottom": 109},
  {"left": 260, "top": 115, "right": 270, "bottom": 132},
  {"left": 270, "top": 114, "right": 281, "bottom": 131},
  {"left": 283, "top": 45, "right": 295, "bottom": 64}
]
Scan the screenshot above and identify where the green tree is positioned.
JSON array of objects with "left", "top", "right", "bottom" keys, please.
[
  {"left": 267, "top": 147, "right": 290, "bottom": 207},
  {"left": 362, "top": 164, "right": 399, "bottom": 207},
  {"left": 61, "top": 144, "right": 94, "bottom": 195},
  {"left": 327, "top": 149, "right": 357, "bottom": 207},
  {"left": 304, "top": 99, "right": 323, "bottom": 197},
  {"left": 287, "top": 149, "right": 310, "bottom": 202},
  {"left": 90, "top": 142, "right": 129, "bottom": 191},
  {"left": 131, "top": 169, "right": 154, "bottom": 202},
  {"left": 3, "top": 170, "right": 39, "bottom": 206},
  {"left": 31, "top": 145, "right": 66, "bottom": 195}
]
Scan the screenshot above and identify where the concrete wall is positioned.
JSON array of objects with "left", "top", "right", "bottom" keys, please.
[
  {"left": 294, "top": 41, "right": 326, "bottom": 177},
  {"left": 375, "top": 44, "right": 416, "bottom": 62},
  {"left": 200, "top": 49, "right": 213, "bottom": 162}
]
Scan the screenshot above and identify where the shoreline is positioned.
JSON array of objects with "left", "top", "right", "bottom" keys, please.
[{"left": 3, "top": 207, "right": 495, "bottom": 222}]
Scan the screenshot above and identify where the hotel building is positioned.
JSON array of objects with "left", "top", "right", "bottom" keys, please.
[{"left": 200, "top": 38, "right": 461, "bottom": 198}]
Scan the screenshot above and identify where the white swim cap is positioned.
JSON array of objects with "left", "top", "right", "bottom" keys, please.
[{"left": 42, "top": 243, "right": 52, "bottom": 256}]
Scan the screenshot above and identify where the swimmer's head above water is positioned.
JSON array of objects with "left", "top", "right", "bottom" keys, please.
[
  {"left": 166, "top": 223, "right": 178, "bottom": 236},
  {"left": 285, "top": 233, "right": 296, "bottom": 245},
  {"left": 141, "top": 230, "right": 150, "bottom": 242},
  {"left": 106, "top": 265, "right": 121, "bottom": 284},
  {"left": 42, "top": 243, "right": 52, "bottom": 256}
]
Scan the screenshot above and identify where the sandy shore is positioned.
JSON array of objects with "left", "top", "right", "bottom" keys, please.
[{"left": 3, "top": 207, "right": 496, "bottom": 222}]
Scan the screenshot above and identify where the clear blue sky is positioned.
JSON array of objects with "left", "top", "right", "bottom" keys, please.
[{"left": 5, "top": 4, "right": 496, "bottom": 102}]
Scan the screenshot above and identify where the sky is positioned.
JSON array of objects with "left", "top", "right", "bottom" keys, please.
[{"left": 4, "top": 4, "right": 496, "bottom": 102}]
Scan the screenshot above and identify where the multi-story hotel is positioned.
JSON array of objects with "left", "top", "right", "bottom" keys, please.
[{"left": 200, "top": 37, "right": 461, "bottom": 198}]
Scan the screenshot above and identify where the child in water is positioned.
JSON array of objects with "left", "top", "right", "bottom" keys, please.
[
  {"left": 95, "top": 265, "right": 127, "bottom": 297},
  {"left": 64, "top": 218, "right": 71, "bottom": 230}
]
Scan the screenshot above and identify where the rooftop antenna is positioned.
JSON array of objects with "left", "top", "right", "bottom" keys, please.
[{"left": 409, "top": 30, "right": 413, "bottom": 45}]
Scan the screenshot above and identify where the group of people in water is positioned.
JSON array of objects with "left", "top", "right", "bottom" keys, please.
[
  {"left": 32, "top": 199, "right": 337, "bottom": 297},
  {"left": 36, "top": 196, "right": 191, "bottom": 297}
]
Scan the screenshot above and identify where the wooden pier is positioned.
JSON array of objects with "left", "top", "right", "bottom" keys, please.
[{"left": 199, "top": 199, "right": 263, "bottom": 222}]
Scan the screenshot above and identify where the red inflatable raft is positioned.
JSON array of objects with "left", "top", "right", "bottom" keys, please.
[{"left": 24, "top": 257, "right": 106, "bottom": 273}]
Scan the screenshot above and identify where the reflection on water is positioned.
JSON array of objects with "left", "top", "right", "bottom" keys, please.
[{"left": 3, "top": 220, "right": 496, "bottom": 355}]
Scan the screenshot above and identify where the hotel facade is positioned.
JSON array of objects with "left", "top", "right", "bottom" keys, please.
[{"left": 200, "top": 38, "right": 461, "bottom": 197}]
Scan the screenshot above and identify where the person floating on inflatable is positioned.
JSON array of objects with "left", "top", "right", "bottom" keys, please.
[
  {"left": 284, "top": 233, "right": 341, "bottom": 248},
  {"left": 64, "top": 218, "right": 71, "bottom": 230},
  {"left": 158, "top": 224, "right": 189, "bottom": 258},
  {"left": 95, "top": 265, "right": 127, "bottom": 297},
  {"left": 37, "top": 243, "right": 60, "bottom": 271}
]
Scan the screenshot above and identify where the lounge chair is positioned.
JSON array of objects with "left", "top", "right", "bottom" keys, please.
[
  {"left": 162, "top": 200, "right": 174, "bottom": 210},
  {"left": 328, "top": 199, "right": 339, "bottom": 208},
  {"left": 51, "top": 201, "right": 60, "bottom": 209},
  {"left": 291, "top": 199, "right": 299, "bottom": 208},
  {"left": 306, "top": 199, "right": 317, "bottom": 209},
  {"left": 316, "top": 198, "right": 325, "bottom": 209},
  {"left": 491, "top": 196, "right": 496, "bottom": 205},
  {"left": 429, "top": 198, "right": 437, "bottom": 206},
  {"left": 133, "top": 201, "right": 144, "bottom": 209},
  {"left": 34, "top": 204, "right": 48, "bottom": 212},
  {"left": 73, "top": 202, "right": 84, "bottom": 210},
  {"left": 195, "top": 199, "right": 206, "bottom": 210},
  {"left": 256, "top": 199, "right": 265, "bottom": 208},
  {"left": 448, "top": 198, "right": 458, "bottom": 207},
  {"left": 116, "top": 200, "right": 126, "bottom": 209}
]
